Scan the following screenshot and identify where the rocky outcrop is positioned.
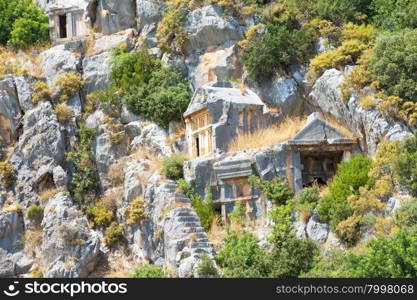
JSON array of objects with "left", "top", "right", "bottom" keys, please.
[
  {"left": 41, "top": 193, "right": 101, "bottom": 277},
  {"left": 10, "top": 102, "right": 66, "bottom": 207},
  {"left": 0, "top": 78, "right": 21, "bottom": 144},
  {"left": 309, "top": 68, "right": 412, "bottom": 155},
  {"left": 82, "top": 52, "right": 111, "bottom": 94},
  {"left": 136, "top": 0, "right": 165, "bottom": 32},
  {"left": 185, "top": 6, "right": 243, "bottom": 53},
  {"left": 130, "top": 123, "right": 172, "bottom": 157},
  {"left": 306, "top": 213, "right": 330, "bottom": 243}
]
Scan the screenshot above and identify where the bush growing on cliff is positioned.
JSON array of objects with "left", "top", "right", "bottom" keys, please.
[
  {"left": 0, "top": 161, "right": 15, "bottom": 189},
  {"left": 393, "top": 133, "right": 417, "bottom": 196},
  {"left": 130, "top": 265, "right": 165, "bottom": 278},
  {"left": 248, "top": 175, "right": 293, "bottom": 205},
  {"left": 317, "top": 154, "right": 373, "bottom": 227},
  {"left": 110, "top": 49, "right": 190, "bottom": 128},
  {"left": 0, "top": 0, "right": 49, "bottom": 48},
  {"left": 162, "top": 154, "right": 187, "bottom": 180},
  {"left": 242, "top": 23, "right": 316, "bottom": 81},
  {"left": 26, "top": 204, "right": 43, "bottom": 225}
]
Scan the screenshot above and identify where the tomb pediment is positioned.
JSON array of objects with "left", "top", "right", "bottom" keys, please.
[{"left": 288, "top": 113, "right": 355, "bottom": 145}]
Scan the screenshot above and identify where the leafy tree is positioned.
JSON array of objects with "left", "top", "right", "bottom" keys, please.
[
  {"left": 0, "top": 0, "right": 49, "bottom": 48},
  {"left": 370, "top": 29, "right": 417, "bottom": 104},
  {"left": 242, "top": 23, "right": 316, "bottom": 81},
  {"left": 197, "top": 254, "right": 217, "bottom": 277},
  {"left": 248, "top": 175, "right": 293, "bottom": 205},
  {"left": 318, "top": 154, "right": 373, "bottom": 226},
  {"left": 130, "top": 265, "right": 165, "bottom": 278},
  {"left": 216, "top": 231, "right": 271, "bottom": 278},
  {"left": 309, "top": 0, "right": 373, "bottom": 24},
  {"left": 162, "top": 154, "right": 187, "bottom": 180},
  {"left": 371, "top": 0, "right": 417, "bottom": 30},
  {"left": 394, "top": 133, "right": 417, "bottom": 196}
]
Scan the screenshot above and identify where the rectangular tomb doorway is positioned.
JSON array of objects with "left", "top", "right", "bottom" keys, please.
[
  {"left": 59, "top": 14, "right": 67, "bottom": 39},
  {"left": 300, "top": 151, "right": 343, "bottom": 187}
]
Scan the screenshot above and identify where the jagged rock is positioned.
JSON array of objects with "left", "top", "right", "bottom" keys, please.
[
  {"left": 386, "top": 195, "right": 403, "bottom": 215},
  {"left": 188, "top": 42, "right": 242, "bottom": 90},
  {"left": 41, "top": 193, "right": 101, "bottom": 278},
  {"left": 0, "top": 77, "right": 21, "bottom": 144},
  {"left": 89, "top": 29, "right": 135, "bottom": 56},
  {"left": 85, "top": 110, "right": 105, "bottom": 132},
  {"left": 185, "top": 5, "right": 243, "bottom": 53},
  {"left": 294, "top": 220, "right": 307, "bottom": 239},
  {"left": 131, "top": 124, "right": 172, "bottom": 157},
  {"left": 10, "top": 102, "right": 66, "bottom": 206},
  {"left": 14, "top": 76, "right": 34, "bottom": 112},
  {"left": 67, "top": 94, "right": 83, "bottom": 118},
  {"left": 0, "top": 211, "right": 24, "bottom": 252},
  {"left": 123, "top": 161, "right": 145, "bottom": 203},
  {"left": 246, "top": 69, "right": 306, "bottom": 115},
  {"left": 306, "top": 213, "right": 329, "bottom": 243},
  {"left": 95, "top": 0, "right": 136, "bottom": 35},
  {"left": 309, "top": 69, "right": 412, "bottom": 155},
  {"left": 121, "top": 106, "right": 144, "bottom": 124},
  {"left": 40, "top": 45, "right": 81, "bottom": 85},
  {"left": 136, "top": 0, "right": 165, "bottom": 31},
  {"left": 178, "top": 255, "right": 198, "bottom": 278},
  {"left": 82, "top": 52, "right": 111, "bottom": 94},
  {"left": 52, "top": 165, "right": 68, "bottom": 189}
]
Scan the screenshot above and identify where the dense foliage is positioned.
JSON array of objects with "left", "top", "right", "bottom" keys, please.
[
  {"left": 249, "top": 175, "right": 293, "bottom": 205},
  {"left": 162, "top": 154, "right": 187, "bottom": 180},
  {"left": 0, "top": 0, "right": 49, "bottom": 48},
  {"left": 109, "top": 48, "right": 190, "bottom": 128},
  {"left": 130, "top": 265, "right": 165, "bottom": 278}
]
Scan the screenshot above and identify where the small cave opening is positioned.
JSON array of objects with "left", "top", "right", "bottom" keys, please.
[{"left": 37, "top": 172, "right": 56, "bottom": 194}]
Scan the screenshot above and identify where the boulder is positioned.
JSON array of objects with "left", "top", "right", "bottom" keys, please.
[
  {"left": 306, "top": 213, "right": 330, "bottom": 243},
  {"left": 95, "top": 0, "right": 136, "bottom": 35},
  {"left": 136, "top": 0, "right": 165, "bottom": 31},
  {"left": 0, "top": 78, "right": 21, "bottom": 143},
  {"left": 40, "top": 45, "right": 81, "bottom": 86},
  {"left": 131, "top": 124, "right": 172, "bottom": 157},
  {"left": 309, "top": 69, "right": 412, "bottom": 155},
  {"left": 89, "top": 29, "right": 135, "bottom": 56},
  {"left": 82, "top": 51, "right": 111, "bottom": 94},
  {"left": 41, "top": 193, "right": 101, "bottom": 278},
  {"left": 185, "top": 5, "right": 243, "bottom": 53},
  {"left": 14, "top": 76, "right": 34, "bottom": 112}
]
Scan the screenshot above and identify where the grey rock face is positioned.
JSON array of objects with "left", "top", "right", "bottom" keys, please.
[
  {"left": 185, "top": 6, "right": 243, "bottom": 53},
  {"left": 89, "top": 30, "right": 134, "bottom": 56},
  {"left": 10, "top": 102, "right": 66, "bottom": 206},
  {"left": 306, "top": 213, "right": 329, "bottom": 243},
  {"left": 14, "top": 76, "right": 34, "bottom": 112},
  {"left": 40, "top": 45, "right": 81, "bottom": 85},
  {"left": 136, "top": 0, "right": 165, "bottom": 31},
  {"left": 82, "top": 52, "right": 111, "bottom": 94},
  {"left": 0, "top": 78, "right": 21, "bottom": 144},
  {"left": 0, "top": 211, "right": 24, "bottom": 253},
  {"left": 131, "top": 124, "right": 172, "bottom": 157},
  {"left": 41, "top": 193, "right": 101, "bottom": 278},
  {"left": 96, "top": 0, "right": 136, "bottom": 35},
  {"left": 309, "top": 69, "right": 412, "bottom": 155},
  {"left": 385, "top": 195, "right": 403, "bottom": 215}
]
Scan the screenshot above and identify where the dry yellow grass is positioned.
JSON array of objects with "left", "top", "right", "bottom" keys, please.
[
  {"left": 228, "top": 116, "right": 307, "bottom": 152},
  {"left": 321, "top": 114, "right": 356, "bottom": 138},
  {"left": 39, "top": 188, "right": 58, "bottom": 204},
  {"left": 133, "top": 146, "right": 163, "bottom": 175},
  {"left": 107, "top": 163, "right": 125, "bottom": 187}
]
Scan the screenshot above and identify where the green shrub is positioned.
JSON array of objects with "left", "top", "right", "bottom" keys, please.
[
  {"left": 53, "top": 103, "right": 73, "bottom": 123},
  {"left": 229, "top": 201, "right": 245, "bottom": 226},
  {"left": 176, "top": 178, "right": 192, "bottom": 195},
  {"left": 394, "top": 134, "right": 417, "bottom": 196},
  {"left": 67, "top": 124, "right": 99, "bottom": 209},
  {"left": 309, "top": 0, "right": 373, "bottom": 25},
  {"left": 242, "top": 23, "right": 316, "bottom": 81},
  {"left": 156, "top": 8, "right": 189, "bottom": 55},
  {"left": 318, "top": 154, "right": 373, "bottom": 226},
  {"left": 104, "top": 222, "right": 125, "bottom": 247},
  {"left": 130, "top": 265, "right": 165, "bottom": 278},
  {"left": 54, "top": 72, "right": 84, "bottom": 102},
  {"left": 32, "top": 81, "right": 52, "bottom": 103},
  {"left": 394, "top": 199, "right": 417, "bottom": 228},
  {"left": 305, "top": 248, "right": 347, "bottom": 277},
  {"left": 0, "top": 161, "right": 15, "bottom": 189},
  {"left": 248, "top": 175, "right": 293, "bottom": 205},
  {"left": 371, "top": 0, "right": 417, "bottom": 30},
  {"left": 190, "top": 191, "right": 216, "bottom": 231},
  {"left": 26, "top": 204, "right": 43, "bottom": 224},
  {"left": 216, "top": 231, "right": 271, "bottom": 278},
  {"left": 124, "top": 197, "right": 148, "bottom": 225},
  {"left": 294, "top": 185, "right": 320, "bottom": 222},
  {"left": 88, "top": 203, "right": 114, "bottom": 227},
  {"left": 369, "top": 29, "right": 417, "bottom": 104},
  {"left": 110, "top": 49, "right": 190, "bottom": 128},
  {"left": 162, "top": 154, "right": 187, "bottom": 180},
  {"left": 0, "top": 0, "right": 49, "bottom": 48},
  {"left": 341, "top": 227, "right": 417, "bottom": 277},
  {"left": 197, "top": 254, "right": 217, "bottom": 277}
]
